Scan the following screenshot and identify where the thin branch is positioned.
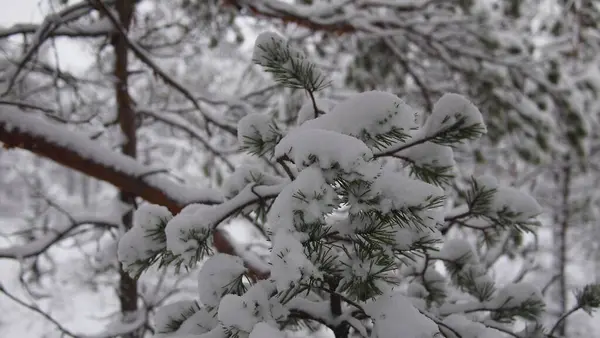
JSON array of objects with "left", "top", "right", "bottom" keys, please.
[
  {"left": 0, "top": 283, "right": 79, "bottom": 337},
  {"left": 0, "top": 100, "right": 56, "bottom": 114},
  {"left": 0, "top": 219, "right": 117, "bottom": 260},
  {"left": 548, "top": 305, "right": 582, "bottom": 337},
  {"left": 542, "top": 274, "right": 562, "bottom": 296},
  {"left": 90, "top": 0, "right": 237, "bottom": 136},
  {"left": 277, "top": 157, "right": 296, "bottom": 180},
  {"left": 373, "top": 132, "right": 436, "bottom": 158},
  {"left": 1, "top": 0, "right": 116, "bottom": 96},
  {"left": 138, "top": 109, "right": 235, "bottom": 172},
  {"left": 307, "top": 89, "right": 320, "bottom": 119}
]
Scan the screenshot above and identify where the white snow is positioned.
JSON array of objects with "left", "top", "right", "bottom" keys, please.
[
  {"left": 173, "top": 308, "right": 218, "bottom": 335},
  {"left": 218, "top": 294, "right": 258, "bottom": 333},
  {"left": 0, "top": 107, "right": 223, "bottom": 206},
  {"left": 364, "top": 291, "right": 440, "bottom": 338},
  {"left": 394, "top": 228, "right": 416, "bottom": 251},
  {"left": 222, "top": 164, "right": 287, "bottom": 199},
  {"left": 237, "top": 113, "right": 279, "bottom": 147},
  {"left": 134, "top": 203, "right": 173, "bottom": 230},
  {"left": 371, "top": 170, "right": 445, "bottom": 215},
  {"left": 154, "top": 300, "right": 199, "bottom": 333},
  {"left": 164, "top": 204, "right": 214, "bottom": 263},
  {"left": 300, "top": 90, "right": 419, "bottom": 149},
  {"left": 249, "top": 322, "right": 285, "bottom": 338},
  {"left": 154, "top": 326, "right": 226, "bottom": 338},
  {"left": 270, "top": 230, "right": 319, "bottom": 291},
  {"left": 117, "top": 204, "right": 178, "bottom": 276},
  {"left": 198, "top": 254, "right": 247, "bottom": 309},
  {"left": 164, "top": 183, "right": 286, "bottom": 265},
  {"left": 488, "top": 282, "right": 543, "bottom": 310},
  {"left": 217, "top": 280, "right": 286, "bottom": 336},
  {"left": 438, "top": 238, "right": 478, "bottom": 263},
  {"left": 492, "top": 186, "right": 543, "bottom": 222},
  {"left": 423, "top": 93, "right": 487, "bottom": 137},
  {"left": 118, "top": 226, "right": 162, "bottom": 275},
  {"left": 274, "top": 128, "right": 373, "bottom": 173},
  {"left": 253, "top": 32, "right": 290, "bottom": 66},
  {"left": 474, "top": 174, "right": 499, "bottom": 190},
  {"left": 398, "top": 141, "right": 456, "bottom": 169},
  {"left": 442, "top": 314, "right": 504, "bottom": 338},
  {"left": 267, "top": 167, "right": 337, "bottom": 232},
  {"left": 472, "top": 175, "right": 542, "bottom": 222},
  {"left": 297, "top": 98, "right": 337, "bottom": 125}
]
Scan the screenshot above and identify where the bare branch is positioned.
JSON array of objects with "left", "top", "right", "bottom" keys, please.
[
  {"left": 138, "top": 109, "right": 235, "bottom": 171},
  {"left": 0, "top": 0, "right": 117, "bottom": 96},
  {"left": 0, "top": 283, "right": 80, "bottom": 337},
  {"left": 0, "top": 219, "right": 117, "bottom": 260},
  {"left": 90, "top": 0, "right": 238, "bottom": 136}
]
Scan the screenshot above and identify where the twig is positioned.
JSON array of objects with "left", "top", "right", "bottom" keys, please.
[
  {"left": 1, "top": 0, "right": 116, "bottom": 96},
  {"left": 307, "top": 89, "right": 320, "bottom": 119},
  {"left": 0, "top": 100, "right": 56, "bottom": 113},
  {"left": 542, "top": 274, "right": 561, "bottom": 296},
  {"left": 277, "top": 157, "right": 296, "bottom": 180},
  {"left": 0, "top": 283, "right": 79, "bottom": 337},
  {"left": 548, "top": 305, "right": 582, "bottom": 337},
  {"left": 90, "top": 0, "right": 237, "bottom": 136}
]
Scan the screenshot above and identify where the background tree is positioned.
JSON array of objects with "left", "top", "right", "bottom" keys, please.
[{"left": 0, "top": 0, "right": 272, "bottom": 336}]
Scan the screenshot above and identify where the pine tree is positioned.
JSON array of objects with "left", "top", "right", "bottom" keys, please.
[{"left": 117, "top": 32, "right": 600, "bottom": 338}]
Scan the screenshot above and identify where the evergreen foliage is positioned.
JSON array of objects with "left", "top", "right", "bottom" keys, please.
[{"left": 117, "top": 32, "right": 600, "bottom": 338}]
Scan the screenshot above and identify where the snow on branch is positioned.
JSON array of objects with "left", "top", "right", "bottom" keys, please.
[
  {"left": 0, "top": 107, "right": 224, "bottom": 211},
  {"left": 226, "top": 0, "right": 449, "bottom": 34},
  {"left": 0, "top": 21, "right": 113, "bottom": 39},
  {"left": 118, "top": 183, "right": 285, "bottom": 279}
]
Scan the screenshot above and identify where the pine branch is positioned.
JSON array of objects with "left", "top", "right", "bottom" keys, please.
[
  {"left": 374, "top": 118, "right": 485, "bottom": 158},
  {"left": 548, "top": 305, "right": 580, "bottom": 337}
]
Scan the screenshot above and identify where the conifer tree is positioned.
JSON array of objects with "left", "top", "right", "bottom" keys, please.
[{"left": 117, "top": 32, "right": 600, "bottom": 338}]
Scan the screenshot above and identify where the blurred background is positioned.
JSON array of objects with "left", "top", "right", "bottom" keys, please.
[{"left": 0, "top": 0, "right": 599, "bottom": 337}]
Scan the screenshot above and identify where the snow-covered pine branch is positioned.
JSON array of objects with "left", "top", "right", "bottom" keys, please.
[{"left": 116, "top": 32, "right": 600, "bottom": 338}]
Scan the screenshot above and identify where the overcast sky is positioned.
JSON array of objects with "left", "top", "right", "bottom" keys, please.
[{"left": 0, "top": 0, "right": 44, "bottom": 26}]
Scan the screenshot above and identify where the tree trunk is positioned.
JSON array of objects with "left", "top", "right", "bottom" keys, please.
[
  {"left": 112, "top": 1, "right": 140, "bottom": 337},
  {"left": 553, "top": 157, "right": 571, "bottom": 336}
]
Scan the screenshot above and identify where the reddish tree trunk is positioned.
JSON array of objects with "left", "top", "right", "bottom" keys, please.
[{"left": 112, "top": 1, "right": 140, "bottom": 337}]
